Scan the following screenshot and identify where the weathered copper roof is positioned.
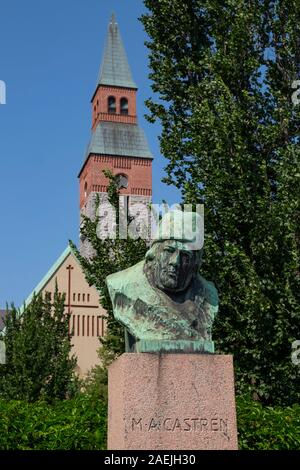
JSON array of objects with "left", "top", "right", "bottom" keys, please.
[
  {"left": 97, "top": 14, "right": 137, "bottom": 89},
  {"left": 85, "top": 121, "right": 153, "bottom": 160}
]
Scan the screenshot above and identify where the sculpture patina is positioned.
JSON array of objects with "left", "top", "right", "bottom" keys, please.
[{"left": 106, "top": 210, "right": 218, "bottom": 353}]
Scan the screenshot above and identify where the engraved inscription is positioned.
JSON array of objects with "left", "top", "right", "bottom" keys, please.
[
  {"left": 131, "top": 417, "right": 142, "bottom": 431},
  {"left": 131, "top": 416, "right": 229, "bottom": 439}
]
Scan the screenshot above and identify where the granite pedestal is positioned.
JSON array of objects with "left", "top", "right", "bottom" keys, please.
[{"left": 108, "top": 353, "right": 238, "bottom": 450}]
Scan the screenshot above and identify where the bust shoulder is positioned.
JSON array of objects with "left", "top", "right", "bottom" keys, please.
[{"left": 106, "top": 260, "right": 145, "bottom": 290}]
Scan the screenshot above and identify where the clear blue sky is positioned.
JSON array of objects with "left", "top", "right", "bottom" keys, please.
[{"left": 0, "top": 0, "right": 181, "bottom": 307}]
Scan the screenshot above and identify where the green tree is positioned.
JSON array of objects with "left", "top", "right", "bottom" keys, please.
[
  {"left": 0, "top": 287, "right": 78, "bottom": 402},
  {"left": 141, "top": 0, "right": 300, "bottom": 405},
  {"left": 71, "top": 171, "right": 148, "bottom": 371}
]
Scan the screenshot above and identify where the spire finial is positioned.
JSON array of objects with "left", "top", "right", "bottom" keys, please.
[{"left": 111, "top": 12, "right": 116, "bottom": 25}]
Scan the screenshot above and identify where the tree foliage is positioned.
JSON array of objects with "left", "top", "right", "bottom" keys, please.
[
  {"left": 0, "top": 288, "right": 78, "bottom": 402},
  {"left": 141, "top": 0, "right": 300, "bottom": 405}
]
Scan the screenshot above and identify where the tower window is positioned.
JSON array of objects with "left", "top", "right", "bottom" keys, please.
[
  {"left": 120, "top": 97, "right": 128, "bottom": 115},
  {"left": 84, "top": 182, "right": 88, "bottom": 198},
  {"left": 108, "top": 96, "right": 116, "bottom": 114},
  {"left": 116, "top": 174, "right": 128, "bottom": 189}
]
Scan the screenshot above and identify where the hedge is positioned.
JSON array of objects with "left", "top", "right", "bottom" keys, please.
[
  {"left": 0, "top": 395, "right": 107, "bottom": 450},
  {"left": 0, "top": 395, "right": 299, "bottom": 450},
  {"left": 236, "top": 396, "right": 300, "bottom": 450}
]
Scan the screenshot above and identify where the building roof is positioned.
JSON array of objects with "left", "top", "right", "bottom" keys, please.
[
  {"left": 97, "top": 14, "right": 137, "bottom": 89},
  {"left": 19, "top": 245, "right": 76, "bottom": 316},
  {"left": 1, "top": 245, "right": 77, "bottom": 339},
  {"left": 85, "top": 121, "right": 153, "bottom": 162}
]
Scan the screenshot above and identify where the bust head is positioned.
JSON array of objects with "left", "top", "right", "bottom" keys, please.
[
  {"left": 145, "top": 239, "right": 202, "bottom": 293},
  {"left": 144, "top": 210, "right": 204, "bottom": 293}
]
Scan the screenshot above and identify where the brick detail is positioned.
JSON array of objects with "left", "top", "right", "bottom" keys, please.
[
  {"left": 95, "top": 112, "right": 137, "bottom": 124},
  {"left": 92, "top": 185, "right": 107, "bottom": 192},
  {"left": 79, "top": 155, "right": 152, "bottom": 209},
  {"left": 131, "top": 188, "right": 152, "bottom": 196}
]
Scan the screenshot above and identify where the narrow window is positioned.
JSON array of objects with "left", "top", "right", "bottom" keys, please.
[
  {"left": 92, "top": 316, "right": 95, "bottom": 336},
  {"left": 72, "top": 315, "right": 75, "bottom": 336},
  {"left": 108, "top": 96, "right": 116, "bottom": 114},
  {"left": 97, "top": 316, "right": 101, "bottom": 336},
  {"left": 73, "top": 293, "right": 76, "bottom": 302},
  {"left": 82, "top": 315, "right": 85, "bottom": 336},
  {"left": 87, "top": 294, "right": 90, "bottom": 302},
  {"left": 120, "top": 97, "right": 128, "bottom": 115},
  {"left": 101, "top": 317, "right": 105, "bottom": 337},
  {"left": 77, "top": 315, "right": 80, "bottom": 336},
  {"left": 84, "top": 182, "right": 88, "bottom": 198},
  {"left": 83, "top": 293, "right": 85, "bottom": 302},
  {"left": 87, "top": 316, "right": 90, "bottom": 336},
  {"left": 78, "top": 293, "right": 81, "bottom": 302}
]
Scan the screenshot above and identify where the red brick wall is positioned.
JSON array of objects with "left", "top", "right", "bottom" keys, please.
[
  {"left": 92, "top": 86, "right": 137, "bottom": 129},
  {"left": 80, "top": 155, "right": 152, "bottom": 208}
]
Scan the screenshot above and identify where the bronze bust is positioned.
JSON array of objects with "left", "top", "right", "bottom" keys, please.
[{"left": 106, "top": 210, "right": 218, "bottom": 353}]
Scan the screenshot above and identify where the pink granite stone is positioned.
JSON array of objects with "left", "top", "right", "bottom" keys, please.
[{"left": 108, "top": 353, "right": 238, "bottom": 450}]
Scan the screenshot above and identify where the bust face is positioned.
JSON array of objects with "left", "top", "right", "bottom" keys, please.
[{"left": 151, "top": 240, "right": 200, "bottom": 293}]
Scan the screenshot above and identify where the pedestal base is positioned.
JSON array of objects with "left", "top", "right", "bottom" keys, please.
[{"left": 108, "top": 353, "right": 238, "bottom": 450}]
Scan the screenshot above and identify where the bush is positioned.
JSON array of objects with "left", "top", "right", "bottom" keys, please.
[
  {"left": 237, "top": 396, "right": 300, "bottom": 450},
  {"left": 1, "top": 393, "right": 299, "bottom": 450},
  {"left": 0, "top": 395, "right": 107, "bottom": 450}
]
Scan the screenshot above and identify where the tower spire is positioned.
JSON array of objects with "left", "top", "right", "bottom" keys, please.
[{"left": 97, "top": 13, "right": 137, "bottom": 89}]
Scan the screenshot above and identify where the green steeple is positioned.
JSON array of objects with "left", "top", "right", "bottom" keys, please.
[{"left": 97, "top": 14, "right": 137, "bottom": 89}]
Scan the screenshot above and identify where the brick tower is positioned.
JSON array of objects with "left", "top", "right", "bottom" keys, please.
[{"left": 78, "top": 15, "right": 153, "bottom": 256}]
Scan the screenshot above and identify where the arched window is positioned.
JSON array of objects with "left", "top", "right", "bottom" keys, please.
[
  {"left": 120, "top": 97, "right": 129, "bottom": 115},
  {"left": 116, "top": 174, "right": 128, "bottom": 189},
  {"left": 108, "top": 96, "right": 116, "bottom": 114}
]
